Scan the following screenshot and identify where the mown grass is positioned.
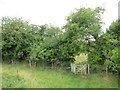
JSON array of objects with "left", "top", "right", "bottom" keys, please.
[{"left": 1, "top": 64, "right": 118, "bottom": 88}]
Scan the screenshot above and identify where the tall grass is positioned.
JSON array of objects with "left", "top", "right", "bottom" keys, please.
[{"left": 1, "top": 64, "right": 118, "bottom": 88}]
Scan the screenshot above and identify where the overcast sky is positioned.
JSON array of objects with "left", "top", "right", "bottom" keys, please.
[{"left": 0, "top": 0, "right": 119, "bottom": 30}]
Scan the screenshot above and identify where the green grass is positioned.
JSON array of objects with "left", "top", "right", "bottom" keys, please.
[
  {"left": 2, "top": 73, "right": 25, "bottom": 88},
  {"left": 1, "top": 64, "right": 118, "bottom": 88}
]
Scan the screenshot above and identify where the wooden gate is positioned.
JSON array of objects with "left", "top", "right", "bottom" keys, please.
[{"left": 71, "top": 63, "right": 90, "bottom": 74}]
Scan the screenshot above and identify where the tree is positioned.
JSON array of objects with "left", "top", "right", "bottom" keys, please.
[
  {"left": 89, "top": 19, "right": 120, "bottom": 73},
  {"left": 2, "top": 17, "right": 31, "bottom": 63},
  {"left": 63, "top": 7, "right": 105, "bottom": 65},
  {"left": 104, "top": 20, "right": 120, "bottom": 72}
]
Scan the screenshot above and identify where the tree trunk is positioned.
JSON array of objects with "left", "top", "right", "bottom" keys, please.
[
  {"left": 35, "top": 61, "right": 37, "bottom": 67},
  {"left": 54, "top": 62, "right": 57, "bottom": 68},
  {"left": 52, "top": 62, "right": 54, "bottom": 68},
  {"left": 106, "top": 66, "right": 108, "bottom": 75},
  {"left": 29, "top": 60, "right": 32, "bottom": 67},
  {"left": 11, "top": 59, "right": 14, "bottom": 64}
]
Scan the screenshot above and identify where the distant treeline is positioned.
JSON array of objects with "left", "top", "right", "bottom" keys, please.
[{"left": 1, "top": 7, "right": 119, "bottom": 72}]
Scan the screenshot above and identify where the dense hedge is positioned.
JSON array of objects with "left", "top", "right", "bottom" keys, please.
[{"left": 1, "top": 7, "right": 119, "bottom": 72}]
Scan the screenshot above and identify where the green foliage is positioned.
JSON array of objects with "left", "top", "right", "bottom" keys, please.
[
  {"left": 1, "top": 7, "right": 119, "bottom": 71},
  {"left": 64, "top": 7, "right": 104, "bottom": 41},
  {"left": 105, "top": 20, "right": 120, "bottom": 72},
  {"left": 88, "top": 19, "right": 120, "bottom": 72},
  {"left": 2, "top": 17, "right": 67, "bottom": 66},
  {"left": 2, "top": 17, "right": 31, "bottom": 62},
  {"left": 64, "top": 7, "right": 106, "bottom": 66}
]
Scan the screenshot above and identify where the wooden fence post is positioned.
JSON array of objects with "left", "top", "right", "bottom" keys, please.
[
  {"left": 71, "top": 64, "right": 76, "bottom": 73},
  {"left": 71, "top": 63, "right": 73, "bottom": 72},
  {"left": 74, "top": 64, "right": 76, "bottom": 73},
  {"left": 88, "top": 64, "right": 90, "bottom": 74}
]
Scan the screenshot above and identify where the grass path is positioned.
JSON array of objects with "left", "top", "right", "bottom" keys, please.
[{"left": 1, "top": 64, "right": 118, "bottom": 88}]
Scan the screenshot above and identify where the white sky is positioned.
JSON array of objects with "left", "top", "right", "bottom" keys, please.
[{"left": 0, "top": 0, "right": 119, "bottom": 30}]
